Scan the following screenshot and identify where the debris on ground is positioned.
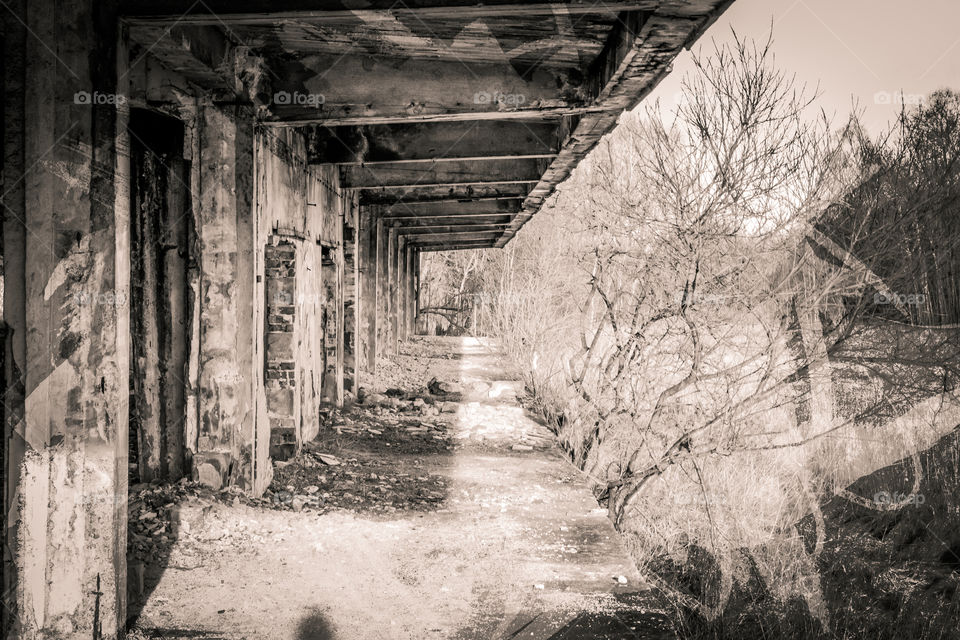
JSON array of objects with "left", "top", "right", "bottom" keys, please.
[{"left": 129, "top": 336, "right": 643, "bottom": 640}]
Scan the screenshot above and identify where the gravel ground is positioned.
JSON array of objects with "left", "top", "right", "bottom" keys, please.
[{"left": 128, "top": 337, "right": 655, "bottom": 639}]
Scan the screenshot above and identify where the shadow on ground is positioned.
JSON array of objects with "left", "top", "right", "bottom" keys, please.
[
  {"left": 295, "top": 609, "right": 338, "bottom": 640},
  {"left": 126, "top": 482, "right": 182, "bottom": 625}
]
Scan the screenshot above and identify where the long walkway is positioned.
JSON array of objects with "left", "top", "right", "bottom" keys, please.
[{"left": 133, "top": 337, "right": 650, "bottom": 639}]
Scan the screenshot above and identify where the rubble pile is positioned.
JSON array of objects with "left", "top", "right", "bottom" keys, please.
[{"left": 266, "top": 384, "right": 464, "bottom": 514}]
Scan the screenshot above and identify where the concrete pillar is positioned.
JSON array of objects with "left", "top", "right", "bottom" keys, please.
[
  {"left": 413, "top": 249, "right": 421, "bottom": 335},
  {"left": 342, "top": 209, "right": 358, "bottom": 396},
  {"left": 397, "top": 238, "right": 408, "bottom": 342},
  {"left": 192, "top": 104, "right": 263, "bottom": 493},
  {"left": 375, "top": 220, "right": 389, "bottom": 358},
  {"left": 403, "top": 246, "right": 414, "bottom": 339},
  {"left": 2, "top": 0, "right": 129, "bottom": 634},
  {"left": 358, "top": 207, "right": 378, "bottom": 374},
  {"left": 388, "top": 227, "right": 400, "bottom": 355}
]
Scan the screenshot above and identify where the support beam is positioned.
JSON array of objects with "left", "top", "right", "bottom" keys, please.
[
  {"left": 306, "top": 121, "right": 559, "bottom": 164},
  {"left": 418, "top": 241, "right": 498, "bottom": 252},
  {"left": 121, "top": 1, "right": 674, "bottom": 20},
  {"left": 398, "top": 240, "right": 409, "bottom": 342},
  {"left": 360, "top": 184, "right": 533, "bottom": 206},
  {"left": 343, "top": 215, "right": 359, "bottom": 396},
  {"left": 407, "top": 230, "right": 504, "bottom": 242},
  {"left": 388, "top": 227, "right": 400, "bottom": 355},
  {"left": 397, "top": 224, "right": 511, "bottom": 235},
  {"left": 358, "top": 207, "right": 378, "bottom": 374},
  {"left": 389, "top": 215, "right": 515, "bottom": 228},
  {"left": 342, "top": 158, "right": 549, "bottom": 190},
  {"left": 404, "top": 248, "right": 416, "bottom": 339},
  {"left": 126, "top": 23, "right": 270, "bottom": 104},
  {"left": 375, "top": 220, "right": 390, "bottom": 359},
  {"left": 413, "top": 251, "right": 421, "bottom": 335},
  {"left": 267, "top": 54, "right": 588, "bottom": 125},
  {"left": 380, "top": 198, "right": 523, "bottom": 218}
]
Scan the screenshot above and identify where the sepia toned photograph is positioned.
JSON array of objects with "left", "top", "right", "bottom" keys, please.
[{"left": 0, "top": 0, "right": 958, "bottom": 638}]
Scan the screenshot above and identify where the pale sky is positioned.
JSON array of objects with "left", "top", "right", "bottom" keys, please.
[{"left": 640, "top": 0, "right": 960, "bottom": 135}]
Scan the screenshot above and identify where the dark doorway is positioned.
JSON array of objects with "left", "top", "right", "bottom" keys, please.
[{"left": 128, "top": 109, "right": 192, "bottom": 484}]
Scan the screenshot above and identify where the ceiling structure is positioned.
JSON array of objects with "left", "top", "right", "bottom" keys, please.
[{"left": 122, "top": 0, "right": 733, "bottom": 251}]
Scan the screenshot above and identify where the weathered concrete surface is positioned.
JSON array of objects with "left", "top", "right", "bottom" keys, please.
[
  {"left": 133, "top": 337, "right": 643, "bottom": 639},
  {"left": 3, "top": 0, "right": 129, "bottom": 635}
]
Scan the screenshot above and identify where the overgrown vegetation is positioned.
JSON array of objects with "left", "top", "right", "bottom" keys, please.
[{"left": 419, "top": 30, "right": 960, "bottom": 639}]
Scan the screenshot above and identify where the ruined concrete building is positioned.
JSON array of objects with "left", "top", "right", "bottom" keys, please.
[{"left": 0, "top": 0, "right": 729, "bottom": 636}]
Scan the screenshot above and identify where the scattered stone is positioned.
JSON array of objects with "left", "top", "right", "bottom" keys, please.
[
  {"left": 304, "top": 485, "right": 319, "bottom": 494},
  {"left": 615, "top": 575, "right": 628, "bottom": 585},
  {"left": 316, "top": 454, "right": 341, "bottom": 466},
  {"left": 469, "top": 381, "right": 490, "bottom": 394},
  {"left": 291, "top": 495, "right": 307, "bottom": 512},
  {"left": 428, "top": 378, "right": 463, "bottom": 395},
  {"left": 364, "top": 393, "right": 387, "bottom": 406}
]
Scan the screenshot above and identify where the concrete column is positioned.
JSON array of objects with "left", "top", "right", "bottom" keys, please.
[
  {"left": 413, "top": 249, "right": 421, "bottom": 335},
  {"left": 342, "top": 209, "right": 358, "bottom": 396},
  {"left": 397, "top": 238, "right": 408, "bottom": 342},
  {"left": 2, "top": 0, "right": 129, "bottom": 634},
  {"left": 358, "top": 207, "right": 378, "bottom": 374},
  {"left": 193, "top": 104, "right": 261, "bottom": 493},
  {"left": 404, "top": 246, "right": 415, "bottom": 338},
  {"left": 375, "top": 219, "right": 389, "bottom": 359},
  {"left": 388, "top": 227, "right": 400, "bottom": 355}
]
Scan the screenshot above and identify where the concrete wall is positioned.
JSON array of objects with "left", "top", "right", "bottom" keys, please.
[
  {"left": 2, "top": 0, "right": 129, "bottom": 635},
  {"left": 0, "top": 4, "right": 363, "bottom": 634},
  {"left": 255, "top": 130, "right": 344, "bottom": 456}
]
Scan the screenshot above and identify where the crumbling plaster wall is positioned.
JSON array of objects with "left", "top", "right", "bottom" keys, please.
[
  {"left": 255, "top": 131, "right": 352, "bottom": 454},
  {"left": 1, "top": 7, "right": 361, "bottom": 634},
  {"left": 2, "top": 0, "right": 129, "bottom": 635}
]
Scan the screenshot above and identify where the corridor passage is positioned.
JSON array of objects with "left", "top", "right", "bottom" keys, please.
[{"left": 131, "top": 338, "right": 654, "bottom": 640}]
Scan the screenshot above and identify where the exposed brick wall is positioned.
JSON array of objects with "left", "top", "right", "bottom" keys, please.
[{"left": 265, "top": 239, "right": 298, "bottom": 459}]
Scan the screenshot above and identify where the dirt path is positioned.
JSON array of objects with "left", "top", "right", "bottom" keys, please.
[{"left": 132, "top": 337, "right": 655, "bottom": 640}]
